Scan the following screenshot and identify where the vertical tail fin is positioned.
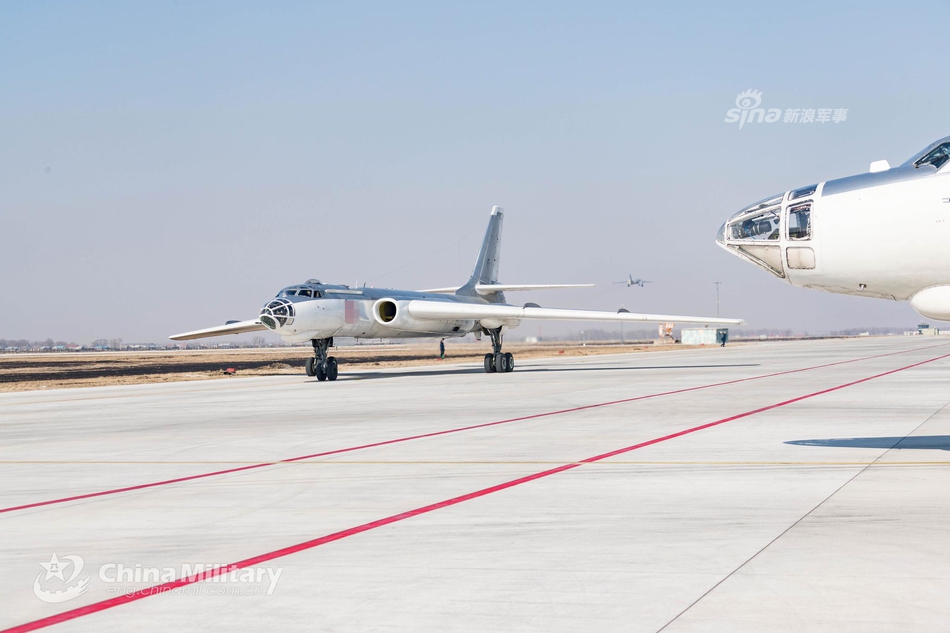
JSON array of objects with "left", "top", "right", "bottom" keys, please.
[{"left": 458, "top": 206, "right": 503, "bottom": 298}]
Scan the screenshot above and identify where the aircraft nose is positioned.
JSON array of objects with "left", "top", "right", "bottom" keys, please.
[
  {"left": 259, "top": 298, "right": 295, "bottom": 330},
  {"left": 716, "top": 193, "right": 786, "bottom": 278}
]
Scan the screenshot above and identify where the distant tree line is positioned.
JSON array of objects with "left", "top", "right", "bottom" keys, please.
[
  {"left": 0, "top": 335, "right": 279, "bottom": 352},
  {"left": 0, "top": 338, "right": 78, "bottom": 350}
]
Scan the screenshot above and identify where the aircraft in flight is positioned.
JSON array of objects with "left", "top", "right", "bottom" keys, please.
[
  {"left": 172, "top": 207, "right": 742, "bottom": 380},
  {"left": 613, "top": 274, "right": 654, "bottom": 288},
  {"left": 717, "top": 135, "right": 950, "bottom": 321}
]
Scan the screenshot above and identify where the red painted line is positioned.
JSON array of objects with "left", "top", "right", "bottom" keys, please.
[
  {"left": 6, "top": 349, "right": 949, "bottom": 633},
  {"left": 1, "top": 343, "right": 945, "bottom": 516}
]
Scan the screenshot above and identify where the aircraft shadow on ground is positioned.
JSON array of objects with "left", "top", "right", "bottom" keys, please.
[
  {"left": 330, "top": 363, "right": 760, "bottom": 382},
  {"left": 786, "top": 436, "right": 950, "bottom": 451}
]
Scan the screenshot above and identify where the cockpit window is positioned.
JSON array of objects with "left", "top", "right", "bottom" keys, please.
[
  {"left": 729, "top": 194, "right": 784, "bottom": 222},
  {"left": 298, "top": 288, "right": 312, "bottom": 297},
  {"left": 789, "top": 185, "right": 817, "bottom": 201},
  {"left": 280, "top": 288, "right": 298, "bottom": 297},
  {"left": 915, "top": 143, "right": 950, "bottom": 170},
  {"left": 787, "top": 203, "right": 812, "bottom": 240},
  {"left": 727, "top": 207, "right": 781, "bottom": 241}
]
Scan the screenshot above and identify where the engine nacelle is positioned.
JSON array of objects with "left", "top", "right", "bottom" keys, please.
[
  {"left": 911, "top": 286, "right": 950, "bottom": 321},
  {"left": 372, "top": 298, "right": 475, "bottom": 334}
]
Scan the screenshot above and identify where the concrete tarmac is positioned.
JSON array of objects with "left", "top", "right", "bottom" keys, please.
[{"left": 2, "top": 337, "right": 950, "bottom": 632}]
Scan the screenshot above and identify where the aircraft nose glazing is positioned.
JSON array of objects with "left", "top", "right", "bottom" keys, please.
[
  {"left": 259, "top": 299, "right": 295, "bottom": 330},
  {"left": 717, "top": 194, "right": 787, "bottom": 278}
]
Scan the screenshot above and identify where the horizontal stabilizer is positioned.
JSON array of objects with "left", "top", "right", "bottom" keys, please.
[
  {"left": 405, "top": 300, "right": 743, "bottom": 326},
  {"left": 474, "top": 284, "right": 594, "bottom": 295},
  {"left": 419, "top": 284, "right": 594, "bottom": 294},
  {"left": 169, "top": 319, "right": 266, "bottom": 341},
  {"left": 418, "top": 287, "right": 461, "bottom": 294}
]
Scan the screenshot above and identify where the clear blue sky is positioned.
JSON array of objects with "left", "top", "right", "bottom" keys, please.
[{"left": 2, "top": 1, "right": 948, "bottom": 342}]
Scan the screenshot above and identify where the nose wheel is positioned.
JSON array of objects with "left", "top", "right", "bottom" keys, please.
[
  {"left": 307, "top": 338, "right": 338, "bottom": 382},
  {"left": 483, "top": 329, "right": 514, "bottom": 373}
]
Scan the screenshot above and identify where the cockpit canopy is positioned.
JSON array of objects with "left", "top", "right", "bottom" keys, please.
[
  {"left": 912, "top": 141, "right": 950, "bottom": 171},
  {"left": 899, "top": 136, "right": 950, "bottom": 172},
  {"left": 277, "top": 286, "right": 322, "bottom": 298}
]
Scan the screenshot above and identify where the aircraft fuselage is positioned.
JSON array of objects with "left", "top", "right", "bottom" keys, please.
[
  {"left": 258, "top": 284, "right": 502, "bottom": 343},
  {"left": 717, "top": 136, "right": 950, "bottom": 319}
]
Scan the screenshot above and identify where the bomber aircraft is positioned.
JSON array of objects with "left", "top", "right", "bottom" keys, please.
[
  {"left": 613, "top": 274, "right": 654, "bottom": 288},
  {"left": 171, "top": 207, "right": 742, "bottom": 380},
  {"left": 717, "top": 135, "right": 950, "bottom": 321}
]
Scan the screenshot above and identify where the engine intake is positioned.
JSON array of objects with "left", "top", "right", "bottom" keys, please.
[{"left": 376, "top": 299, "right": 398, "bottom": 323}]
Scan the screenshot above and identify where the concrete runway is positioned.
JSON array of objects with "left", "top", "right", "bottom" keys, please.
[{"left": 3, "top": 337, "right": 950, "bottom": 632}]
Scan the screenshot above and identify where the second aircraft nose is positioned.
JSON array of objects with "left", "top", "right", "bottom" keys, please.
[{"left": 715, "top": 193, "right": 787, "bottom": 278}]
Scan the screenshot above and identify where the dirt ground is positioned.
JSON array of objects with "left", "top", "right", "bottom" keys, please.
[{"left": 0, "top": 341, "right": 723, "bottom": 392}]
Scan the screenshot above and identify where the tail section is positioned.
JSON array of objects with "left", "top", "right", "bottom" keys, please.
[{"left": 458, "top": 206, "right": 504, "bottom": 299}]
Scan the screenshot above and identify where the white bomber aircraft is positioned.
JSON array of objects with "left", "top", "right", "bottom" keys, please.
[
  {"left": 717, "top": 136, "right": 950, "bottom": 321},
  {"left": 172, "top": 207, "right": 742, "bottom": 380}
]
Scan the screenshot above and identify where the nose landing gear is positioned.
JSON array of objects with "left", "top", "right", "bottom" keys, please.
[
  {"left": 306, "top": 338, "right": 338, "bottom": 382},
  {"left": 483, "top": 328, "right": 514, "bottom": 373}
]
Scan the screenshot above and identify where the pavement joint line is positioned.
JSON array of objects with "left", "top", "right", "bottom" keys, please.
[
  {"left": 656, "top": 393, "right": 950, "bottom": 632},
  {"left": 4, "top": 460, "right": 950, "bottom": 466},
  {"left": 5, "top": 348, "right": 949, "bottom": 633},
  {"left": 2, "top": 343, "right": 946, "bottom": 517}
]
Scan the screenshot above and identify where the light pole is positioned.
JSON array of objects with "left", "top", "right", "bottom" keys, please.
[{"left": 714, "top": 280, "right": 722, "bottom": 318}]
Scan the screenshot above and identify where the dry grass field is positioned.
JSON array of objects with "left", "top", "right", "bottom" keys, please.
[{"left": 0, "top": 341, "right": 721, "bottom": 392}]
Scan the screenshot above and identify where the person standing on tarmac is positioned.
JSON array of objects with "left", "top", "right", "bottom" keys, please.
[{"left": 439, "top": 338, "right": 446, "bottom": 360}]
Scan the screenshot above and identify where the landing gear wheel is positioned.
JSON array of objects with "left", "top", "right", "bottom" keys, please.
[
  {"left": 503, "top": 352, "right": 514, "bottom": 373},
  {"left": 484, "top": 353, "right": 496, "bottom": 373},
  {"left": 494, "top": 352, "right": 505, "bottom": 373},
  {"left": 310, "top": 337, "right": 334, "bottom": 383}
]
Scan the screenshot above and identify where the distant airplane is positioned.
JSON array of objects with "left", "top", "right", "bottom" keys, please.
[
  {"left": 171, "top": 207, "right": 742, "bottom": 380},
  {"left": 613, "top": 274, "right": 653, "bottom": 287},
  {"left": 717, "top": 135, "right": 950, "bottom": 321}
]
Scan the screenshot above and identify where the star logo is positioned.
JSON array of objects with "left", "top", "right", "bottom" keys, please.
[
  {"left": 39, "top": 553, "right": 67, "bottom": 581},
  {"left": 33, "top": 553, "right": 89, "bottom": 604}
]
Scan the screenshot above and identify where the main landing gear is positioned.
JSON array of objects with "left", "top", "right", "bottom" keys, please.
[
  {"left": 306, "top": 337, "right": 338, "bottom": 382},
  {"left": 483, "top": 328, "right": 514, "bottom": 374}
]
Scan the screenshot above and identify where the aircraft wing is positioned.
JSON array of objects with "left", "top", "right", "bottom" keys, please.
[
  {"left": 406, "top": 300, "right": 743, "bottom": 325},
  {"left": 169, "top": 319, "right": 267, "bottom": 341}
]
